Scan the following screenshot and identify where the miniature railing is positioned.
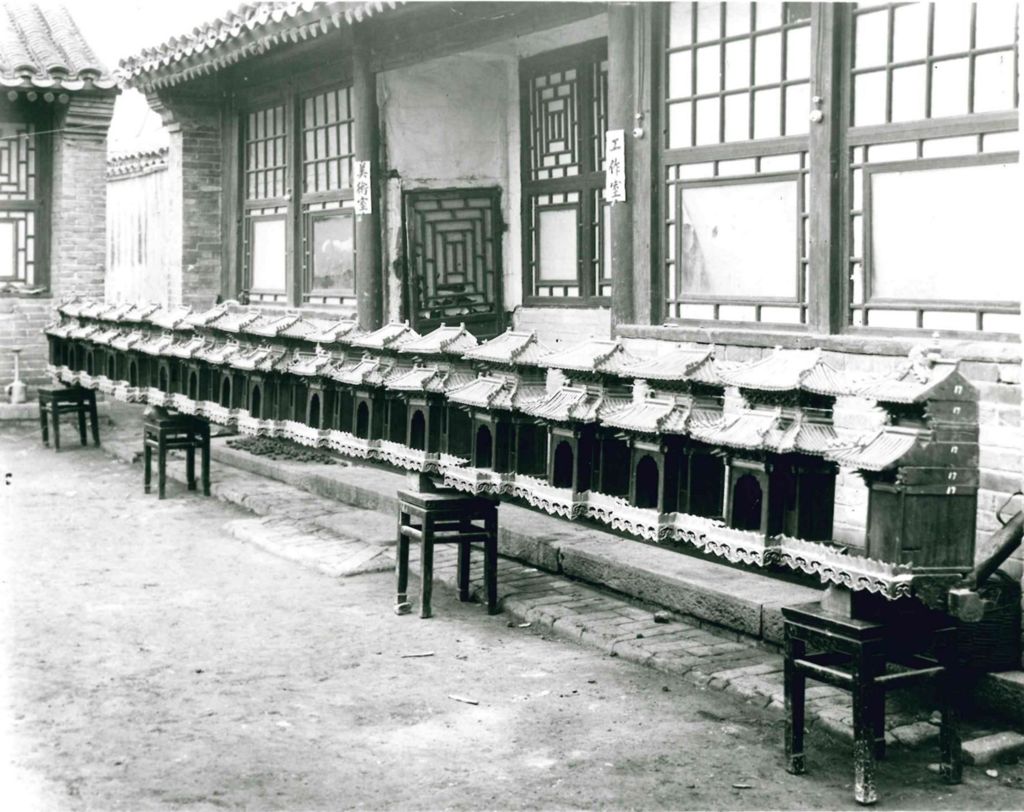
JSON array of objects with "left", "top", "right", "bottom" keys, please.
[{"left": 45, "top": 297, "right": 980, "bottom": 607}]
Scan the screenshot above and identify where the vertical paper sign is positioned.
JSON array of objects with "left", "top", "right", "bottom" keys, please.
[
  {"left": 604, "top": 129, "right": 626, "bottom": 203},
  {"left": 354, "top": 160, "right": 373, "bottom": 215}
]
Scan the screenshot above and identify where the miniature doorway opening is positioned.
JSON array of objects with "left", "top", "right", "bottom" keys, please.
[
  {"left": 689, "top": 453, "right": 725, "bottom": 519},
  {"left": 389, "top": 400, "right": 408, "bottom": 443},
  {"left": 128, "top": 360, "right": 138, "bottom": 387},
  {"left": 475, "top": 424, "right": 493, "bottom": 468},
  {"left": 409, "top": 409, "right": 426, "bottom": 450},
  {"left": 634, "top": 455, "right": 660, "bottom": 510},
  {"left": 220, "top": 376, "right": 232, "bottom": 408},
  {"left": 158, "top": 365, "right": 169, "bottom": 392},
  {"left": 402, "top": 187, "right": 505, "bottom": 338},
  {"left": 188, "top": 371, "right": 199, "bottom": 400},
  {"left": 600, "top": 436, "right": 630, "bottom": 497},
  {"left": 251, "top": 384, "right": 262, "bottom": 419},
  {"left": 107, "top": 355, "right": 116, "bottom": 379},
  {"left": 85, "top": 350, "right": 94, "bottom": 376},
  {"left": 553, "top": 440, "right": 575, "bottom": 489},
  {"left": 515, "top": 422, "right": 547, "bottom": 477},
  {"left": 731, "top": 474, "right": 763, "bottom": 531},
  {"left": 356, "top": 401, "right": 370, "bottom": 439},
  {"left": 308, "top": 393, "right": 321, "bottom": 428}
]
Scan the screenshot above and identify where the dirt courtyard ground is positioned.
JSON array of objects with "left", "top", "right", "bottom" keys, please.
[{"left": 2, "top": 423, "right": 1023, "bottom": 810}]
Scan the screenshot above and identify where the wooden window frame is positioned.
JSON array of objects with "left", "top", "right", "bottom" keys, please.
[
  {"left": 520, "top": 38, "right": 610, "bottom": 308},
  {"left": 654, "top": 1, "right": 1020, "bottom": 340}
]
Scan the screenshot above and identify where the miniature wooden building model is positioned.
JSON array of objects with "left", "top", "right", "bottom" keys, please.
[
  {"left": 709, "top": 349, "right": 853, "bottom": 542},
  {"left": 832, "top": 351, "right": 979, "bottom": 572},
  {"left": 446, "top": 330, "right": 552, "bottom": 487},
  {"left": 528, "top": 340, "right": 637, "bottom": 498}
]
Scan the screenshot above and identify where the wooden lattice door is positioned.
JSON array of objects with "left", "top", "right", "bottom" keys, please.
[{"left": 403, "top": 188, "right": 505, "bottom": 338}]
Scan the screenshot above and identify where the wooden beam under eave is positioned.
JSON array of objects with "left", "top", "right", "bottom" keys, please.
[
  {"left": 353, "top": 37, "right": 384, "bottom": 331},
  {"left": 608, "top": 4, "right": 635, "bottom": 328}
]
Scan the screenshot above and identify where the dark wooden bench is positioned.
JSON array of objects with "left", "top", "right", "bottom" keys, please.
[
  {"left": 143, "top": 409, "right": 211, "bottom": 500},
  {"left": 38, "top": 386, "right": 100, "bottom": 451}
]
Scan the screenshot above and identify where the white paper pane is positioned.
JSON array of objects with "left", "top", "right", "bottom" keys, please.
[
  {"left": 696, "top": 45, "right": 721, "bottom": 94},
  {"left": 668, "top": 2, "right": 693, "bottom": 47},
  {"left": 753, "top": 87, "right": 781, "bottom": 138},
  {"left": 921, "top": 135, "right": 977, "bottom": 158},
  {"left": 759, "top": 306, "right": 802, "bottom": 324},
  {"left": 785, "top": 26, "right": 810, "bottom": 81},
  {"left": 754, "top": 32, "right": 782, "bottom": 85},
  {"left": 974, "top": 51, "right": 1016, "bottom": 113},
  {"left": 892, "top": 2, "right": 929, "bottom": 63},
  {"left": 870, "top": 162, "right": 1020, "bottom": 303},
  {"left": 854, "top": 71, "right": 887, "bottom": 126},
  {"left": 538, "top": 208, "right": 578, "bottom": 281},
  {"left": 668, "top": 51, "right": 692, "bottom": 98},
  {"left": 975, "top": 3, "right": 1018, "bottom": 49},
  {"left": 760, "top": 153, "right": 802, "bottom": 172},
  {"left": 922, "top": 311, "right": 979, "bottom": 331},
  {"left": 724, "top": 40, "right": 751, "bottom": 89},
  {"left": 931, "top": 58, "right": 970, "bottom": 118},
  {"left": 785, "top": 83, "right": 809, "bottom": 136},
  {"left": 866, "top": 142, "right": 917, "bottom": 162},
  {"left": 983, "top": 313, "right": 1022, "bottom": 333},
  {"left": 250, "top": 218, "right": 287, "bottom": 291},
  {"left": 695, "top": 97, "right": 721, "bottom": 145},
  {"left": 668, "top": 102, "right": 693, "bottom": 148},
  {"left": 717, "top": 305, "right": 758, "bottom": 321},
  {"left": 679, "top": 304, "right": 716, "bottom": 320},
  {"left": 855, "top": 11, "right": 889, "bottom": 68},
  {"left": 867, "top": 309, "right": 917, "bottom": 329},
  {"left": 725, "top": 3, "right": 752, "bottom": 36},
  {"left": 717, "top": 158, "right": 757, "bottom": 177},
  {"left": 724, "top": 92, "right": 750, "bottom": 141},
  {"left": 753, "top": 1, "right": 782, "bottom": 30},
  {"left": 679, "top": 178, "right": 798, "bottom": 299},
  {"left": 983, "top": 131, "right": 1020, "bottom": 153},
  {"left": 891, "top": 65, "right": 927, "bottom": 122},
  {"left": 696, "top": 1, "right": 720, "bottom": 40},
  {"left": 0, "top": 221, "right": 15, "bottom": 279},
  {"left": 932, "top": 1, "right": 972, "bottom": 55}
]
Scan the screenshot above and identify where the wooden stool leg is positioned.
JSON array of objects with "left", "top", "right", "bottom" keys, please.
[
  {"left": 39, "top": 397, "right": 49, "bottom": 446},
  {"left": 201, "top": 432, "right": 211, "bottom": 496},
  {"left": 938, "top": 633, "right": 962, "bottom": 784},
  {"left": 420, "top": 519, "right": 434, "bottom": 619},
  {"left": 457, "top": 540, "right": 471, "bottom": 602},
  {"left": 784, "top": 627, "right": 807, "bottom": 775},
  {"left": 157, "top": 441, "right": 167, "bottom": 500},
  {"left": 88, "top": 393, "right": 100, "bottom": 445},
  {"left": 51, "top": 405, "right": 61, "bottom": 451},
  {"left": 144, "top": 442, "right": 152, "bottom": 493},
  {"left": 186, "top": 445, "right": 196, "bottom": 491},
  {"left": 396, "top": 515, "right": 411, "bottom": 615},
  {"left": 872, "top": 688, "right": 887, "bottom": 760},
  {"left": 484, "top": 511, "right": 499, "bottom": 615},
  {"left": 77, "top": 403, "right": 87, "bottom": 446}
]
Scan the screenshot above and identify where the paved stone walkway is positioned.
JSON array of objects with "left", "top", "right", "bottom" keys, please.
[{"left": 88, "top": 406, "right": 967, "bottom": 752}]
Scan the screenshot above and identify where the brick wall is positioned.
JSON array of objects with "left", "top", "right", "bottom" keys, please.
[
  {"left": 0, "top": 92, "right": 114, "bottom": 397},
  {"left": 149, "top": 93, "right": 224, "bottom": 310}
]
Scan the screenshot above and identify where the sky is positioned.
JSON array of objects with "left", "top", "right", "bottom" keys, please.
[{"left": 62, "top": 0, "right": 235, "bottom": 152}]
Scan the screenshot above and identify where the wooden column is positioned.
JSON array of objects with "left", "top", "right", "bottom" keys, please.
[
  {"left": 353, "top": 38, "right": 383, "bottom": 331},
  {"left": 608, "top": 4, "right": 635, "bottom": 328}
]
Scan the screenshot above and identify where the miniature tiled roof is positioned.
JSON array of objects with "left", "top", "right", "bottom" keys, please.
[
  {"left": 348, "top": 321, "right": 418, "bottom": 351},
  {"left": 148, "top": 305, "right": 193, "bottom": 330},
  {"left": 68, "top": 323, "right": 101, "bottom": 340},
  {"left": 690, "top": 410, "right": 780, "bottom": 451},
  {"left": 210, "top": 309, "right": 261, "bottom": 334},
  {"left": 538, "top": 339, "right": 644, "bottom": 377},
  {"left": 228, "top": 344, "right": 288, "bottom": 371},
  {"left": 764, "top": 415, "right": 846, "bottom": 456},
  {"left": 288, "top": 350, "right": 336, "bottom": 377},
  {"left": 601, "top": 396, "right": 692, "bottom": 435},
  {"left": 44, "top": 319, "right": 75, "bottom": 339},
  {"left": 196, "top": 340, "right": 241, "bottom": 364},
  {"left": 119, "top": 1, "right": 402, "bottom": 90},
  {"left": 718, "top": 349, "right": 853, "bottom": 396},
  {"left": 78, "top": 301, "right": 108, "bottom": 319},
  {"left": 120, "top": 303, "right": 162, "bottom": 323},
  {"left": 281, "top": 317, "right": 356, "bottom": 344},
  {"left": 386, "top": 365, "right": 475, "bottom": 394},
  {"left": 462, "top": 329, "right": 554, "bottom": 368},
  {"left": 183, "top": 303, "right": 231, "bottom": 328},
  {"left": 91, "top": 326, "right": 124, "bottom": 346},
  {"left": 0, "top": 2, "right": 115, "bottom": 91},
  {"left": 110, "top": 330, "right": 145, "bottom": 351},
  {"left": 56, "top": 297, "right": 84, "bottom": 318},
  {"left": 826, "top": 428, "right": 920, "bottom": 471},
  {"left": 167, "top": 335, "right": 210, "bottom": 359},
  {"left": 245, "top": 313, "right": 302, "bottom": 338},
  {"left": 329, "top": 355, "right": 393, "bottom": 386},
  {"left": 398, "top": 324, "right": 479, "bottom": 358},
  {"left": 523, "top": 385, "right": 630, "bottom": 424},
  {"left": 627, "top": 346, "right": 714, "bottom": 382},
  {"left": 858, "top": 356, "right": 965, "bottom": 404},
  {"left": 107, "top": 148, "right": 170, "bottom": 180},
  {"left": 137, "top": 333, "right": 176, "bottom": 356},
  {"left": 447, "top": 375, "right": 547, "bottom": 412},
  {"left": 97, "top": 302, "right": 136, "bottom": 323}
]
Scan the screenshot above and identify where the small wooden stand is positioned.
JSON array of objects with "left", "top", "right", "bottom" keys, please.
[
  {"left": 143, "top": 409, "right": 210, "bottom": 499},
  {"left": 38, "top": 386, "right": 100, "bottom": 451}
]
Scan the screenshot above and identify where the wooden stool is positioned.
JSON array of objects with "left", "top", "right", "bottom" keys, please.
[
  {"left": 783, "top": 601, "right": 961, "bottom": 805},
  {"left": 396, "top": 489, "right": 499, "bottom": 618},
  {"left": 38, "top": 386, "right": 99, "bottom": 451},
  {"left": 143, "top": 410, "right": 210, "bottom": 499}
]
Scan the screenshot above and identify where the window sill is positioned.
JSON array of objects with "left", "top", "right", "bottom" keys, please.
[
  {"left": 615, "top": 322, "right": 1022, "bottom": 364},
  {"left": 0, "top": 285, "right": 51, "bottom": 300}
]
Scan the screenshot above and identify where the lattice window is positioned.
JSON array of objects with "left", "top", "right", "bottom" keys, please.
[
  {"left": 662, "top": 2, "right": 811, "bottom": 325},
  {"left": 847, "top": 2, "right": 1020, "bottom": 333},
  {"left": 302, "top": 87, "right": 354, "bottom": 194},
  {"left": 404, "top": 189, "right": 504, "bottom": 336},
  {"left": 0, "top": 120, "right": 40, "bottom": 286},
  {"left": 303, "top": 201, "right": 355, "bottom": 306},
  {"left": 522, "top": 40, "right": 608, "bottom": 305},
  {"left": 244, "top": 105, "right": 288, "bottom": 201},
  {"left": 242, "top": 205, "right": 288, "bottom": 303}
]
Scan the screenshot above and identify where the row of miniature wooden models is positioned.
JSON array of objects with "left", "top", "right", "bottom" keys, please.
[{"left": 45, "top": 298, "right": 979, "bottom": 600}]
